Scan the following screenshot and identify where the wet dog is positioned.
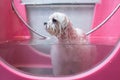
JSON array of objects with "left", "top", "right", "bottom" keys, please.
[{"left": 44, "top": 12, "right": 96, "bottom": 75}]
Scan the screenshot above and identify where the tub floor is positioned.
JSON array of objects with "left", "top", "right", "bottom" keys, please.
[{"left": 17, "top": 67, "right": 53, "bottom": 76}]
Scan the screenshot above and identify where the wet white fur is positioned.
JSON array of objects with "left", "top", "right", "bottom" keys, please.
[{"left": 45, "top": 12, "right": 96, "bottom": 76}]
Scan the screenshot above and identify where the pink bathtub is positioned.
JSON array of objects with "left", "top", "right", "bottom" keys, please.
[{"left": 0, "top": 0, "right": 120, "bottom": 80}]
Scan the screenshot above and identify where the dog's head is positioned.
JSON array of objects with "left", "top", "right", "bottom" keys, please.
[{"left": 44, "top": 12, "right": 70, "bottom": 36}]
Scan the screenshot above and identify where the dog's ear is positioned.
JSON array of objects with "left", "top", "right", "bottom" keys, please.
[{"left": 61, "top": 16, "right": 69, "bottom": 29}]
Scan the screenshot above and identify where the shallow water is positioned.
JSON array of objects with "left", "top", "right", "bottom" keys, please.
[{"left": 0, "top": 42, "right": 114, "bottom": 76}]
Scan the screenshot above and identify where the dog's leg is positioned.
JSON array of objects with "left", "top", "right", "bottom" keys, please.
[{"left": 51, "top": 43, "right": 97, "bottom": 76}]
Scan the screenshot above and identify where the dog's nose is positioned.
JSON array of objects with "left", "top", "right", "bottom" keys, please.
[{"left": 44, "top": 22, "right": 47, "bottom": 25}]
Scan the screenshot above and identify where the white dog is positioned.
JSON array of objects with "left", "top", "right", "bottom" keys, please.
[{"left": 44, "top": 12, "right": 96, "bottom": 76}]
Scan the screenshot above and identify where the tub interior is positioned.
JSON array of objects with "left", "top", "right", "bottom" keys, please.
[
  {"left": 0, "top": 38, "right": 118, "bottom": 76},
  {"left": 0, "top": 0, "right": 120, "bottom": 77}
]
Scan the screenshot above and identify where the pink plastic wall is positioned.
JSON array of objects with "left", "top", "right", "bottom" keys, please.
[
  {"left": 90, "top": 0, "right": 120, "bottom": 45},
  {"left": 0, "top": 0, "right": 31, "bottom": 43}
]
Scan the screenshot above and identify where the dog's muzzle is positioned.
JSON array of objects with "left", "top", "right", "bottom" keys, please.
[{"left": 44, "top": 22, "right": 49, "bottom": 30}]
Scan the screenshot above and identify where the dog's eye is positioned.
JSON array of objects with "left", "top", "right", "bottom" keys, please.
[{"left": 52, "top": 18, "right": 57, "bottom": 23}]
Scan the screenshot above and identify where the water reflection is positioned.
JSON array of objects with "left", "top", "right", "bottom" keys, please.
[{"left": 0, "top": 41, "right": 115, "bottom": 76}]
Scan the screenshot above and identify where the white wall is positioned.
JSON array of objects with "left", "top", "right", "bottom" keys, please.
[{"left": 22, "top": 0, "right": 100, "bottom": 4}]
